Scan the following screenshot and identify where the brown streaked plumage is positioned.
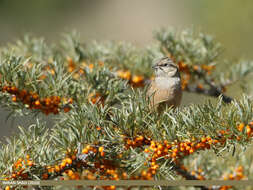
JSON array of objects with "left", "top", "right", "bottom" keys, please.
[{"left": 148, "top": 57, "right": 182, "bottom": 112}]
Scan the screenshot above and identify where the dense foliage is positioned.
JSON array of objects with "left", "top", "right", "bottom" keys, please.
[{"left": 1, "top": 28, "right": 253, "bottom": 190}]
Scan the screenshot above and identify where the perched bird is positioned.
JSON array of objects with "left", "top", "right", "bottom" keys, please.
[{"left": 147, "top": 57, "right": 182, "bottom": 112}]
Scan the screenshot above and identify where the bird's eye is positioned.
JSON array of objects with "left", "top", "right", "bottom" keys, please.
[{"left": 164, "top": 63, "right": 169, "bottom": 67}]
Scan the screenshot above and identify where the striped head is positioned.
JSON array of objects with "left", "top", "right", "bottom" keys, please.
[{"left": 152, "top": 57, "right": 180, "bottom": 78}]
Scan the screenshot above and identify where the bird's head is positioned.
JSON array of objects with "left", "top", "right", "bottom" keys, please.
[{"left": 152, "top": 57, "right": 180, "bottom": 78}]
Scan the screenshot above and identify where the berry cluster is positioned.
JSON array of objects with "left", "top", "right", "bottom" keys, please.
[
  {"left": 177, "top": 165, "right": 206, "bottom": 180},
  {"left": 220, "top": 166, "right": 246, "bottom": 190},
  {"left": 3, "top": 155, "right": 34, "bottom": 190},
  {"left": 1, "top": 85, "right": 73, "bottom": 115},
  {"left": 43, "top": 149, "right": 85, "bottom": 180},
  {"left": 190, "top": 168, "right": 206, "bottom": 180},
  {"left": 236, "top": 122, "right": 253, "bottom": 139},
  {"left": 124, "top": 135, "right": 151, "bottom": 149},
  {"left": 122, "top": 135, "right": 224, "bottom": 180},
  {"left": 4, "top": 155, "right": 33, "bottom": 181},
  {"left": 177, "top": 60, "right": 215, "bottom": 90},
  {"left": 88, "top": 92, "right": 105, "bottom": 105},
  {"left": 125, "top": 136, "right": 222, "bottom": 161},
  {"left": 117, "top": 70, "right": 145, "bottom": 87},
  {"left": 66, "top": 57, "right": 103, "bottom": 79}
]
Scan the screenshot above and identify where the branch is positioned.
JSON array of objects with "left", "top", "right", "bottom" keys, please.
[
  {"left": 185, "top": 85, "right": 233, "bottom": 103},
  {"left": 192, "top": 69, "right": 233, "bottom": 103}
]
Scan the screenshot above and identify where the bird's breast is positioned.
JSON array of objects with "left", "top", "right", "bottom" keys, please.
[{"left": 155, "top": 77, "right": 181, "bottom": 90}]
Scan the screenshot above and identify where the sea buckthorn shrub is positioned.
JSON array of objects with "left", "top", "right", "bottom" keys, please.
[{"left": 1, "top": 28, "right": 253, "bottom": 190}]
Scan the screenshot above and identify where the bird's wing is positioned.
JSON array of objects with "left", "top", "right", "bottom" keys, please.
[{"left": 148, "top": 81, "right": 182, "bottom": 108}]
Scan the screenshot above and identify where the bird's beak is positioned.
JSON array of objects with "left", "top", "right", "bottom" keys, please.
[{"left": 152, "top": 65, "right": 158, "bottom": 69}]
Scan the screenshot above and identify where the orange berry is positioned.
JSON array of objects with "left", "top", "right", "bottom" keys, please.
[
  {"left": 55, "top": 165, "right": 60, "bottom": 172},
  {"left": 197, "top": 84, "right": 204, "bottom": 89},
  {"left": 122, "top": 172, "right": 128, "bottom": 179},
  {"left": 5, "top": 186, "right": 10, "bottom": 190},
  {"left": 228, "top": 174, "right": 234, "bottom": 180},
  {"left": 236, "top": 172, "right": 244, "bottom": 179},
  {"left": 189, "top": 148, "right": 194, "bottom": 154},
  {"left": 88, "top": 64, "right": 94, "bottom": 69},
  {"left": 50, "top": 69, "right": 55, "bottom": 75},
  {"left": 86, "top": 145, "right": 91, "bottom": 150},
  {"left": 237, "top": 123, "right": 244, "bottom": 132},
  {"left": 193, "top": 65, "right": 200, "bottom": 71},
  {"left": 39, "top": 74, "right": 47, "bottom": 80},
  {"left": 109, "top": 185, "right": 116, "bottom": 190},
  {"left": 71, "top": 155, "right": 76, "bottom": 160},
  {"left": 171, "top": 152, "right": 177, "bottom": 157},
  {"left": 63, "top": 106, "right": 71, "bottom": 113},
  {"left": 87, "top": 173, "right": 95, "bottom": 180},
  {"left": 144, "top": 148, "right": 150, "bottom": 153},
  {"left": 12, "top": 95, "right": 17, "bottom": 102},
  {"left": 96, "top": 126, "right": 101, "bottom": 130},
  {"left": 173, "top": 148, "right": 178, "bottom": 153},
  {"left": 157, "top": 144, "right": 163, "bottom": 150},
  {"left": 186, "top": 146, "right": 191, "bottom": 150},
  {"left": 45, "top": 98, "right": 51, "bottom": 106},
  {"left": 157, "top": 150, "right": 162, "bottom": 155},
  {"left": 137, "top": 135, "right": 144, "bottom": 141},
  {"left": 201, "top": 137, "right": 207, "bottom": 143},
  {"left": 27, "top": 160, "right": 33, "bottom": 166},
  {"left": 178, "top": 61, "right": 188, "bottom": 71},
  {"left": 66, "top": 56, "right": 74, "bottom": 64},
  {"left": 197, "top": 175, "right": 204, "bottom": 180},
  {"left": 141, "top": 170, "right": 147, "bottom": 177},
  {"left": 246, "top": 125, "right": 252, "bottom": 136},
  {"left": 34, "top": 100, "right": 40, "bottom": 106},
  {"left": 117, "top": 70, "right": 131, "bottom": 80},
  {"left": 42, "top": 173, "right": 48, "bottom": 179},
  {"left": 100, "top": 151, "right": 105, "bottom": 157},
  {"left": 60, "top": 160, "right": 66, "bottom": 169},
  {"left": 236, "top": 166, "right": 243, "bottom": 173},
  {"left": 82, "top": 148, "right": 89, "bottom": 154},
  {"left": 98, "top": 146, "right": 104, "bottom": 153},
  {"left": 67, "top": 170, "right": 74, "bottom": 177},
  {"left": 65, "top": 158, "right": 72, "bottom": 165},
  {"left": 132, "top": 75, "right": 144, "bottom": 83}
]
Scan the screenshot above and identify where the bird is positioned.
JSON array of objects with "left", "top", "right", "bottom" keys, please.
[{"left": 147, "top": 57, "right": 182, "bottom": 112}]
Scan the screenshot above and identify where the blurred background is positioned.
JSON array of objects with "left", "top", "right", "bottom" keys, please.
[{"left": 1, "top": 0, "right": 253, "bottom": 139}]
